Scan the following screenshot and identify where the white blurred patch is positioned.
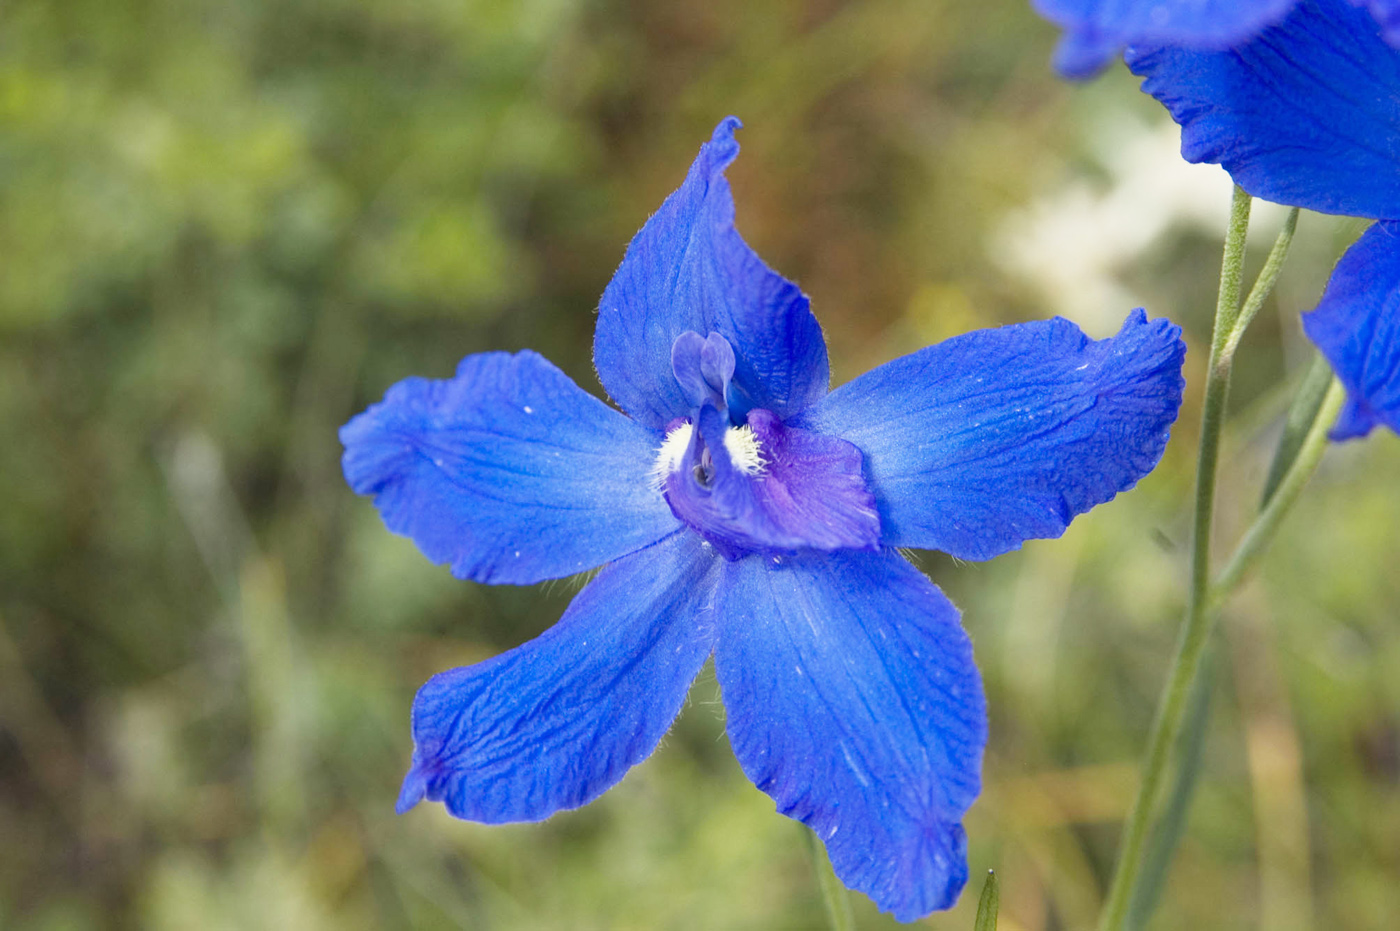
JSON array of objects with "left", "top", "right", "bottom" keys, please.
[{"left": 993, "top": 115, "right": 1286, "bottom": 334}]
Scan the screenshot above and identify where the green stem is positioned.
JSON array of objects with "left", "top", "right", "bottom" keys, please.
[
  {"left": 1097, "top": 185, "right": 1253, "bottom": 931},
  {"left": 1209, "top": 378, "right": 1345, "bottom": 610},
  {"left": 807, "top": 828, "right": 855, "bottom": 931},
  {"left": 1221, "top": 207, "right": 1299, "bottom": 361}
]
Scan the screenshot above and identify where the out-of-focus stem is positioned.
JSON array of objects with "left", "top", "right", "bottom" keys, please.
[
  {"left": 1261, "top": 353, "right": 1335, "bottom": 507},
  {"left": 807, "top": 828, "right": 855, "bottom": 931},
  {"left": 1210, "top": 379, "right": 1345, "bottom": 609}
]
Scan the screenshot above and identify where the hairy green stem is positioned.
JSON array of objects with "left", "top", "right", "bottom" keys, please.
[
  {"left": 1222, "top": 208, "right": 1299, "bottom": 361},
  {"left": 1117, "top": 205, "right": 1306, "bottom": 930},
  {"left": 1097, "top": 185, "right": 1253, "bottom": 931},
  {"left": 1210, "top": 378, "right": 1345, "bottom": 609},
  {"left": 807, "top": 828, "right": 855, "bottom": 931},
  {"left": 1116, "top": 366, "right": 1339, "bottom": 930}
]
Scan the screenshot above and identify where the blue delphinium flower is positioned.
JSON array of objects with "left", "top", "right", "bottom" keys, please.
[
  {"left": 1124, "top": 0, "right": 1400, "bottom": 439},
  {"left": 341, "top": 117, "right": 1187, "bottom": 921},
  {"left": 1033, "top": 0, "right": 1400, "bottom": 78}
]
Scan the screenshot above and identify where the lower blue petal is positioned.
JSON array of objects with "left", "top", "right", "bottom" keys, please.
[
  {"left": 1127, "top": 0, "right": 1400, "bottom": 219},
  {"left": 341, "top": 350, "right": 679, "bottom": 585},
  {"left": 1302, "top": 221, "right": 1400, "bottom": 439},
  {"left": 713, "top": 549, "right": 986, "bottom": 921},
  {"left": 793, "top": 311, "right": 1185, "bottom": 561},
  {"left": 397, "top": 531, "right": 720, "bottom": 822}
]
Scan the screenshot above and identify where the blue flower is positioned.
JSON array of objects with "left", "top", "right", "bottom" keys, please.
[
  {"left": 1034, "top": 0, "right": 1400, "bottom": 78},
  {"left": 1124, "top": 0, "right": 1400, "bottom": 439},
  {"left": 340, "top": 117, "right": 1187, "bottom": 921}
]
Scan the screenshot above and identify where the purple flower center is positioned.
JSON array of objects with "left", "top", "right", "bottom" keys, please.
[{"left": 654, "top": 331, "right": 882, "bottom": 560}]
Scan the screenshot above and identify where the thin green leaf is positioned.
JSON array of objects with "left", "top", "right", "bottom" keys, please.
[
  {"left": 974, "top": 870, "right": 1000, "bottom": 931},
  {"left": 1260, "top": 353, "right": 1334, "bottom": 508},
  {"left": 1126, "top": 649, "right": 1217, "bottom": 930}
]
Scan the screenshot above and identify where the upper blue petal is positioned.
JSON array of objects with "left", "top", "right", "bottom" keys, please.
[
  {"left": 1033, "top": 0, "right": 1299, "bottom": 78},
  {"left": 341, "top": 350, "right": 680, "bottom": 585},
  {"left": 1127, "top": 0, "right": 1400, "bottom": 219},
  {"left": 713, "top": 548, "right": 986, "bottom": 921},
  {"left": 1302, "top": 221, "right": 1400, "bottom": 439},
  {"left": 397, "top": 530, "right": 720, "bottom": 821},
  {"left": 593, "top": 117, "right": 830, "bottom": 429},
  {"left": 793, "top": 311, "right": 1185, "bottom": 561}
]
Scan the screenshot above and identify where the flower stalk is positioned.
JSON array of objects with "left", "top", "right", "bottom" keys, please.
[{"left": 1097, "top": 185, "right": 1253, "bottom": 931}]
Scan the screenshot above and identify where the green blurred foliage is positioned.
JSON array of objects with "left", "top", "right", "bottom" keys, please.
[{"left": 1, "top": 0, "right": 1397, "bottom": 929}]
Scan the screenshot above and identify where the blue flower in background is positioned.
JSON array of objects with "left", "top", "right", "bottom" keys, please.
[
  {"left": 1034, "top": 0, "right": 1400, "bottom": 78},
  {"left": 1124, "top": 0, "right": 1400, "bottom": 439},
  {"left": 1303, "top": 223, "right": 1400, "bottom": 438},
  {"left": 341, "top": 118, "right": 1186, "bottom": 920}
]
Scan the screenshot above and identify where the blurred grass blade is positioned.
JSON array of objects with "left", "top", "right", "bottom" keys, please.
[
  {"left": 974, "top": 870, "right": 999, "bottom": 931},
  {"left": 806, "top": 828, "right": 855, "bottom": 931},
  {"left": 1260, "top": 353, "right": 1334, "bottom": 508},
  {"left": 1126, "top": 648, "right": 1217, "bottom": 930},
  {"left": 1211, "top": 378, "right": 1346, "bottom": 609}
]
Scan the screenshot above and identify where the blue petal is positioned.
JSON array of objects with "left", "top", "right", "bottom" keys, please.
[
  {"left": 341, "top": 350, "right": 680, "bottom": 585},
  {"left": 1330, "top": 397, "right": 1384, "bottom": 440},
  {"left": 713, "top": 549, "right": 986, "bottom": 920},
  {"left": 1127, "top": 0, "right": 1400, "bottom": 219},
  {"left": 660, "top": 405, "right": 880, "bottom": 559},
  {"left": 1302, "top": 221, "right": 1400, "bottom": 439},
  {"left": 1033, "top": 0, "right": 1298, "bottom": 78},
  {"left": 593, "top": 117, "right": 830, "bottom": 429},
  {"left": 793, "top": 311, "right": 1185, "bottom": 561},
  {"left": 671, "top": 330, "right": 736, "bottom": 411},
  {"left": 1359, "top": 0, "right": 1400, "bottom": 43},
  {"left": 397, "top": 530, "right": 720, "bottom": 821}
]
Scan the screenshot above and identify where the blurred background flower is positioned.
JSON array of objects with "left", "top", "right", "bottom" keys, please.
[{"left": 0, "top": 0, "right": 1397, "bottom": 928}]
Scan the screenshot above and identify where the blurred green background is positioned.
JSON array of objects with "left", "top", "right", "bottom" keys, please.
[{"left": 2, "top": 0, "right": 1398, "bottom": 928}]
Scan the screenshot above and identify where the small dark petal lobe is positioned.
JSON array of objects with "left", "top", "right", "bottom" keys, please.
[{"left": 1033, "top": 0, "right": 1298, "bottom": 79}]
